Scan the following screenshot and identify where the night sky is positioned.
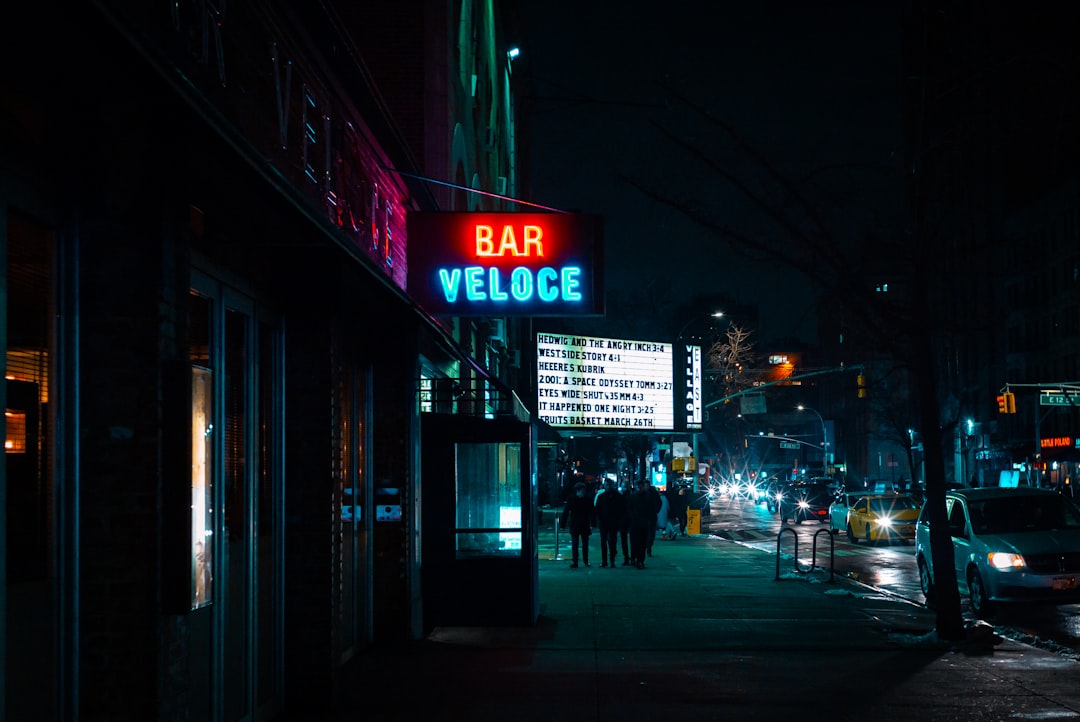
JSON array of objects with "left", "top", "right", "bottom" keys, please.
[{"left": 518, "top": 1, "right": 904, "bottom": 344}]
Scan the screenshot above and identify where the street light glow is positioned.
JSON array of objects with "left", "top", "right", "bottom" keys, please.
[
  {"left": 675, "top": 310, "right": 725, "bottom": 342},
  {"left": 796, "top": 404, "right": 828, "bottom": 468}
]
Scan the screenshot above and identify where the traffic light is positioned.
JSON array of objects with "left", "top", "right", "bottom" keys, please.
[
  {"left": 997, "top": 391, "right": 1017, "bottom": 414},
  {"left": 856, "top": 374, "right": 866, "bottom": 398}
]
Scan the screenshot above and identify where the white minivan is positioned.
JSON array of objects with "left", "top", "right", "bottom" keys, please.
[{"left": 915, "top": 487, "right": 1080, "bottom": 618}]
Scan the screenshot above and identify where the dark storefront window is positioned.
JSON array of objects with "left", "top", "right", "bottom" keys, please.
[{"left": 5, "top": 211, "right": 57, "bottom": 721}]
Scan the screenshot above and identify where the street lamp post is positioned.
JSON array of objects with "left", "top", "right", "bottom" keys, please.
[
  {"left": 908, "top": 428, "right": 925, "bottom": 495},
  {"left": 796, "top": 405, "right": 828, "bottom": 473}
]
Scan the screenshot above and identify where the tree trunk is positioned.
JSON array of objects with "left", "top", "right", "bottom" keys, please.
[{"left": 911, "top": 315, "right": 965, "bottom": 641}]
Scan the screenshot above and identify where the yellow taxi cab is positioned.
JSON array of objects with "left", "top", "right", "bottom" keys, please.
[{"left": 845, "top": 493, "right": 921, "bottom": 544}]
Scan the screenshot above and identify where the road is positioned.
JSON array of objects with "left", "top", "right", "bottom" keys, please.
[{"left": 699, "top": 491, "right": 1080, "bottom": 660}]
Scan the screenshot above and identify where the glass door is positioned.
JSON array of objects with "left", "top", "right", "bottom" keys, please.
[
  {"left": 221, "top": 299, "right": 252, "bottom": 722},
  {"left": 336, "top": 360, "right": 371, "bottom": 660},
  {"left": 190, "top": 272, "right": 282, "bottom": 722}
]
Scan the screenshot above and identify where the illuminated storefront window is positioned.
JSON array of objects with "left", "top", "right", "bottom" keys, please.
[
  {"left": 5, "top": 410, "right": 26, "bottom": 453},
  {"left": 190, "top": 294, "right": 214, "bottom": 609},
  {"left": 419, "top": 375, "right": 433, "bottom": 413},
  {"left": 454, "top": 441, "right": 522, "bottom": 556}
]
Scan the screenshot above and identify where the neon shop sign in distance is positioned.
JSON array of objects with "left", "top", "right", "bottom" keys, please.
[{"left": 405, "top": 212, "right": 604, "bottom": 315}]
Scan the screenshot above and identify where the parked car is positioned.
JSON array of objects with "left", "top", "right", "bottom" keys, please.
[
  {"left": 827, "top": 491, "right": 864, "bottom": 535},
  {"left": 778, "top": 480, "right": 831, "bottom": 524},
  {"left": 845, "top": 493, "right": 921, "bottom": 544},
  {"left": 915, "top": 487, "right": 1080, "bottom": 618}
]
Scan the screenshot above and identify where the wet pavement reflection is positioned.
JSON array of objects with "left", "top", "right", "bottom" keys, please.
[{"left": 703, "top": 493, "right": 1080, "bottom": 660}]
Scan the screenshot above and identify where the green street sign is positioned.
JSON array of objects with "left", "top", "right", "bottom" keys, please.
[{"left": 1040, "top": 391, "right": 1080, "bottom": 406}]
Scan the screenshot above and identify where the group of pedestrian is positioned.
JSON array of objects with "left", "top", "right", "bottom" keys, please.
[{"left": 561, "top": 478, "right": 687, "bottom": 570}]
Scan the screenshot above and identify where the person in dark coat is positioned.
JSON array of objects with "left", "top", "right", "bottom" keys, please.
[
  {"left": 594, "top": 479, "right": 628, "bottom": 568},
  {"left": 562, "top": 481, "right": 595, "bottom": 568},
  {"left": 627, "top": 480, "right": 657, "bottom": 569},
  {"left": 668, "top": 483, "right": 690, "bottom": 536},
  {"left": 644, "top": 481, "right": 663, "bottom": 557},
  {"left": 618, "top": 482, "right": 632, "bottom": 565}
]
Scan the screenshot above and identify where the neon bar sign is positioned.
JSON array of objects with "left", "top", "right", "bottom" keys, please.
[
  {"left": 406, "top": 212, "right": 604, "bottom": 315},
  {"left": 437, "top": 224, "right": 581, "bottom": 303}
]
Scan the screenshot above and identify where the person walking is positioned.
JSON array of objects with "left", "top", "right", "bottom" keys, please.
[
  {"left": 627, "top": 480, "right": 656, "bottom": 569},
  {"left": 562, "top": 481, "right": 595, "bottom": 568},
  {"left": 617, "top": 482, "right": 632, "bottom": 565},
  {"left": 644, "top": 480, "right": 662, "bottom": 557},
  {"left": 668, "top": 483, "right": 690, "bottom": 536},
  {"left": 594, "top": 478, "right": 628, "bottom": 568},
  {"left": 657, "top": 491, "right": 677, "bottom": 540}
]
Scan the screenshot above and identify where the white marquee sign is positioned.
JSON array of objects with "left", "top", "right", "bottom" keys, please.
[{"left": 537, "top": 332, "right": 693, "bottom": 430}]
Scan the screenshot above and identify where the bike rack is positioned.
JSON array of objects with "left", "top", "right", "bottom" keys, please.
[{"left": 774, "top": 526, "right": 835, "bottom": 582}]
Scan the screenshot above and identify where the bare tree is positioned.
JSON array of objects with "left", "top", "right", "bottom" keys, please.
[{"left": 707, "top": 324, "right": 756, "bottom": 400}]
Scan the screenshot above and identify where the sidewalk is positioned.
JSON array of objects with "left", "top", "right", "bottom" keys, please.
[{"left": 335, "top": 525, "right": 1080, "bottom": 722}]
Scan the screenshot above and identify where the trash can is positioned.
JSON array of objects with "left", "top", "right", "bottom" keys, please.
[{"left": 687, "top": 508, "right": 701, "bottom": 536}]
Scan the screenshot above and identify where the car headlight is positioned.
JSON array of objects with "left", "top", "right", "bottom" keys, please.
[
  {"left": 875, "top": 517, "right": 894, "bottom": 528},
  {"left": 987, "top": 552, "right": 1025, "bottom": 569},
  {"left": 797, "top": 500, "right": 809, "bottom": 509}
]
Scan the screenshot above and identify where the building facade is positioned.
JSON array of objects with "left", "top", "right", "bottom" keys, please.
[
  {"left": 1, "top": 1, "right": 533, "bottom": 719},
  {"left": 904, "top": 2, "right": 1080, "bottom": 491}
]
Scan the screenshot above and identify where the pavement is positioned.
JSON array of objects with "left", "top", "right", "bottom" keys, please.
[{"left": 329, "top": 520, "right": 1080, "bottom": 722}]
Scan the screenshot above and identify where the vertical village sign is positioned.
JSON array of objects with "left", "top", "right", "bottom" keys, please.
[{"left": 406, "top": 212, "right": 604, "bottom": 315}]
